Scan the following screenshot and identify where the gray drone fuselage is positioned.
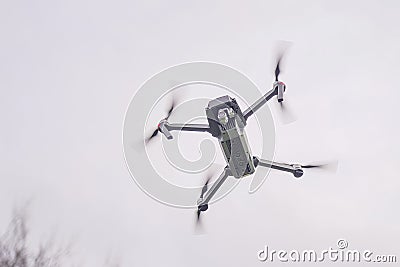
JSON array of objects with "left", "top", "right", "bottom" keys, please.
[
  {"left": 205, "top": 95, "right": 255, "bottom": 178},
  {"left": 155, "top": 81, "right": 306, "bottom": 212}
]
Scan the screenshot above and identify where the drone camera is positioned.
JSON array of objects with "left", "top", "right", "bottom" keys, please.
[{"left": 218, "top": 109, "right": 229, "bottom": 124}]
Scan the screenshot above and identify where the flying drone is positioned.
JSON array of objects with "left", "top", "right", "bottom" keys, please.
[{"left": 145, "top": 50, "right": 335, "bottom": 224}]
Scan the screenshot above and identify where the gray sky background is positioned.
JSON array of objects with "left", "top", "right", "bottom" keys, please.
[{"left": 1, "top": 0, "right": 399, "bottom": 266}]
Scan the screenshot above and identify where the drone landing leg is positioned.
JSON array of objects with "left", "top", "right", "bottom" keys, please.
[
  {"left": 253, "top": 157, "right": 303, "bottom": 178},
  {"left": 197, "top": 167, "right": 231, "bottom": 211}
]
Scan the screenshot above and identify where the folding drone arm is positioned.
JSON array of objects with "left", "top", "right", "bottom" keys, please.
[
  {"left": 253, "top": 156, "right": 303, "bottom": 178},
  {"left": 197, "top": 167, "right": 231, "bottom": 211},
  {"left": 243, "top": 81, "right": 285, "bottom": 121},
  {"left": 196, "top": 158, "right": 303, "bottom": 212},
  {"left": 158, "top": 120, "right": 211, "bottom": 140}
]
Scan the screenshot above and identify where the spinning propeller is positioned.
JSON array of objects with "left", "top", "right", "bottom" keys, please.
[
  {"left": 274, "top": 54, "right": 282, "bottom": 82},
  {"left": 272, "top": 42, "right": 297, "bottom": 124},
  {"left": 300, "top": 160, "right": 339, "bottom": 173},
  {"left": 195, "top": 173, "right": 213, "bottom": 231},
  {"left": 145, "top": 97, "right": 177, "bottom": 144},
  {"left": 273, "top": 41, "right": 291, "bottom": 82}
]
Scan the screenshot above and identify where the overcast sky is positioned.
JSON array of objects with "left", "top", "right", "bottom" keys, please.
[{"left": 1, "top": 0, "right": 399, "bottom": 266}]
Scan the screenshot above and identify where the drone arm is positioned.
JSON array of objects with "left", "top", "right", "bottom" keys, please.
[
  {"left": 166, "top": 123, "right": 210, "bottom": 132},
  {"left": 158, "top": 122, "right": 173, "bottom": 139},
  {"left": 253, "top": 157, "right": 303, "bottom": 178},
  {"left": 158, "top": 121, "right": 210, "bottom": 140},
  {"left": 243, "top": 81, "right": 285, "bottom": 121},
  {"left": 243, "top": 87, "right": 277, "bottom": 120},
  {"left": 197, "top": 167, "right": 231, "bottom": 207}
]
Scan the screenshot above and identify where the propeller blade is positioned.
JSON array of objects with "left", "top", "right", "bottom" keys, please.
[
  {"left": 301, "top": 160, "right": 339, "bottom": 173},
  {"left": 272, "top": 40, "right": 292, "bottom": 82},
  {"left": 272, "top": 98, "right": 297, "bottom": 124},
  {"left": 274, "top": 58, "right": 281, "bottom": 81},
  {"left": 271, "top": 41, "right": 296, "bottom": 124},
  {"left": 144, "top": 94, "right": 179, "bottom": 145},
  {"left": 194, "top": 209, "right": 205, "bottom": 234},
  {"left": 279, "top": 101, "right": 296, "bottom": 124},
  {"left": 165, "top": 98, "right": 176, "bottom": 120},
  {"left": 194, "top": 171, "right": 214, "bottom": 232},
  {"left": 195, "top": 209, "right": 201, "bottom": 224},
  {"left": 145, "top": 129, "right": 159, "bottom": 144},
  {"left": 200, "top": 175, "right": 211, "bottom": 199},
  {"left": 195, "top": 204, "right": 209, "bottom": 233}
]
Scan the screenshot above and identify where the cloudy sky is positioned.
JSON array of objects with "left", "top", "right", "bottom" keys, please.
[{"left": 1, "top": 0, "right": 399, "bottom": 266}]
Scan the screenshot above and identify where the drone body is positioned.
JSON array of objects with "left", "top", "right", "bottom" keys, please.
[
  {"left": 206, "top": 95, "right": 255, "bottom": 179},
  {"left": 151, "top": 80, "right": 305, "bottom": 214},
  {"left": 145, "top": 55, "right": 330, "bottom": 220}
]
